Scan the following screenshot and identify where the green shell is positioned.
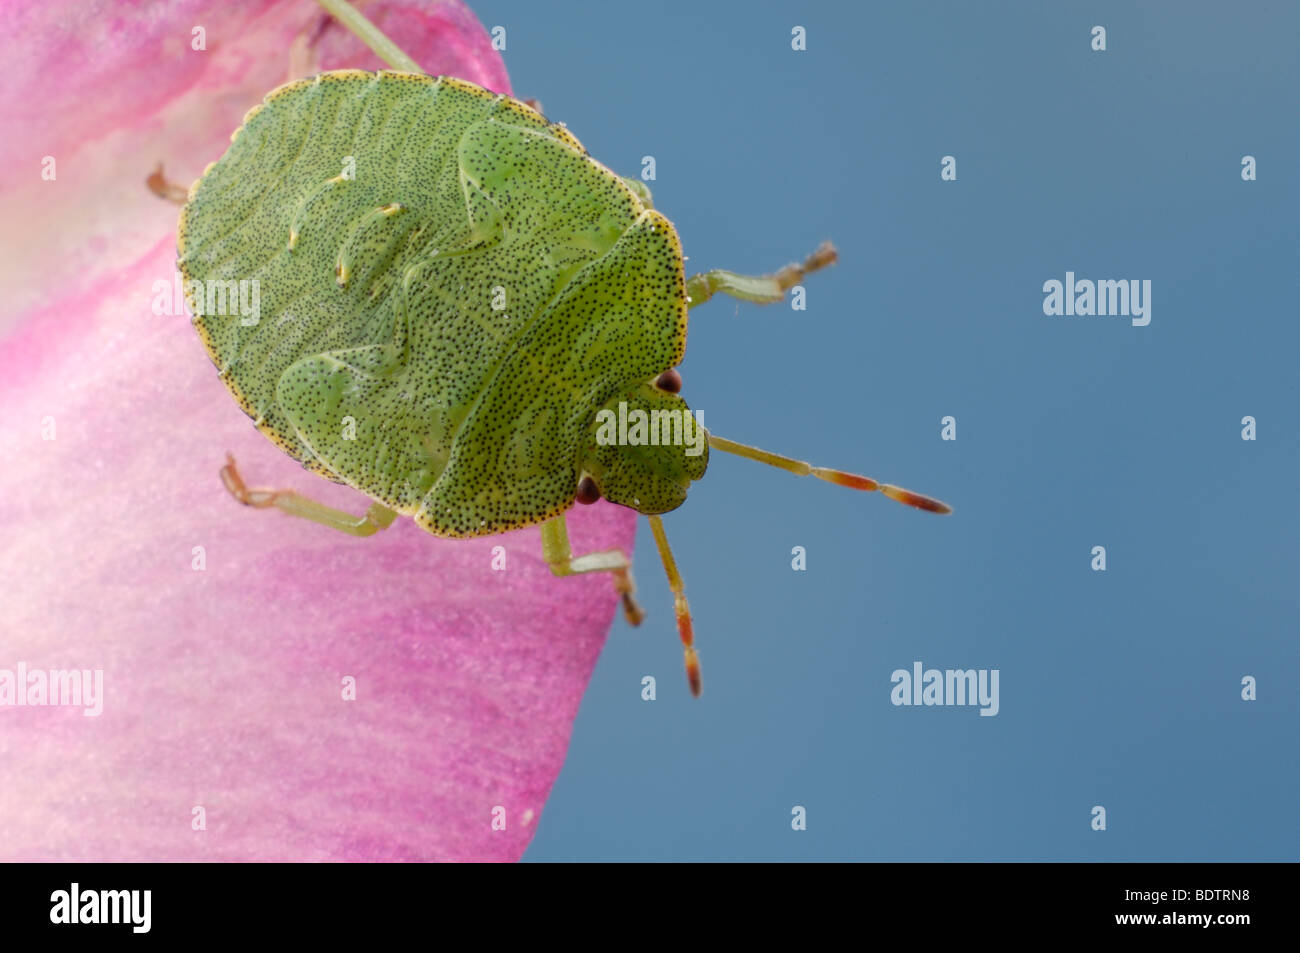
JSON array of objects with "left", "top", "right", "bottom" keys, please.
[{"left": 179, "top": 70, "right": 708, "bottom": 537}]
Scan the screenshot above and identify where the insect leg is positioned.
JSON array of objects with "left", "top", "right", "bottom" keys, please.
[
  {"left": 219, "top": 454, "right": 399, "bottom": 537},
  {"left": 286, "top": 11, "right": 329, "bottom": 83},
  {"left": 619, "top": 176, "right": 654, "bottom": 208},
  {"left": 684, "top": 240, "right": 838, "bottom": 308},
  {"left": 539, "top": 514, "right": 645, "bottom": 627},
  {"left": 146, "top": 163, "right": 189, "bottom": 205},
  {"left": 646, "top": 515, "right": 700, "bottom": 698}
]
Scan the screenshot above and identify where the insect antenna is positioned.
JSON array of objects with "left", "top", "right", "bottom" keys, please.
[
  {"left": 706, "top": 432, "right": 953, "bottom": 515},
  {"left": 646, "top": 515, "right": 701, "bottom": 698}
]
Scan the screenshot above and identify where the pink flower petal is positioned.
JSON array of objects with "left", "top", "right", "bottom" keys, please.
[{"left": 0, "top": 0, "right": 634, "bottom": 861}]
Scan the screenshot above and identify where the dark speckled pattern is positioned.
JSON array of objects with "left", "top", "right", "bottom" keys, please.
[{"left": 179, "top": 70, "right": 705, "bottom": 537}]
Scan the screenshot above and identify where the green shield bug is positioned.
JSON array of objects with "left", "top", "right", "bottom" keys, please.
[{"left": 175, "top": 34, "right": 950, "bottom": 699}]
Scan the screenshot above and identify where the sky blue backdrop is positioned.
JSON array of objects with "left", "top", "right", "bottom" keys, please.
[{"left": 464, "top": 0, "right": 1299, "bottom": 861}]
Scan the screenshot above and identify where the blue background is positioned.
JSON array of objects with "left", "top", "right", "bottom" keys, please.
[{"left": 464, "top": 1, "right": 1300, "bottom": 861}]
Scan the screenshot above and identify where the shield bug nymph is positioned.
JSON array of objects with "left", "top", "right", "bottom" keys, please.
[{"left": 173, "top": 66, "right": 950, "bottom": 698}]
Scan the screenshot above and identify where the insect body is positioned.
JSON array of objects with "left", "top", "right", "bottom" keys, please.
[{"left": 178, "top": 70, "right": 949, "bottom": 697}]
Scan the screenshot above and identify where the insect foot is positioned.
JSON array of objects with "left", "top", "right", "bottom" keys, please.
[
  {"left": 218, "top": 454, "right": 398, "bottom": 537},
  {"left": 540, "top": 516, "right": 645, "bottom": 627},
  {"left": 220, "top": 454, "right": 276, "bottom": 508},
  {"left": 146, "top": 162, "right": 189, "bottom": 205}
]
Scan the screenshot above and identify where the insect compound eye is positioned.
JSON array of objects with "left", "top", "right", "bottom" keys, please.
[
  {"left": 575, "top": 475, "right": 601, "bottom": 505},
  {"left": 654, "top": 367, "right": 682, "bottom": 394}
]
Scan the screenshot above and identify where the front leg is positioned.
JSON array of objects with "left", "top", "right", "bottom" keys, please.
[
  {"left": 685, "top": 240, "right": 838, "bottom": 308},
  {"left": 540, "top": 513, "right": 645, "bottom": 626}
]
